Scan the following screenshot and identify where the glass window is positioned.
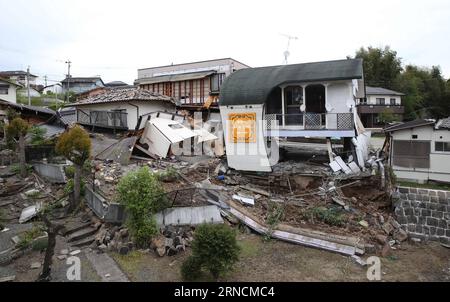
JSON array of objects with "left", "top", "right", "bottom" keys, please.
[
  {"left": 285, "top": 86, "right": 303, "bottom": 106},
  {"left": 376, "top": 98, "right": 385, "bottom": 105},
  {"left": 211, "top": 73, "right": 225, "bottom": 92},
  {"left": 435, "top": 141, "right": 450, "bottom": 152},
  {"left": 0, "top": 85, "right": 8, "bottom": 94},
  {"left": 390, "top": 98, "right": 396, "bottom": 105}
]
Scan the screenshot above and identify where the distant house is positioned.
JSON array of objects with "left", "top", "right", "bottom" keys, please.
[
  {"left": 0, "top": 100, "right": 56, "bottom": 125},
  {"left": 61, "top": 77, "right": 105, "bottom": 94},
  {"left": 357, "top": 86, "right": 405, "bottom": 128},
  {"left": 76, "top": 87, "right": 109, "bottom": 101},
  {"left": 70, "top": 87, "right": 176, "bottom": 131},
  {"left": 42, "top": 83, "right": 63, "bottom": 95},
  {"left": 135, "top": 58, "right": 249, "bottom": 109},
  {"left": 384, "top": 118, "right": 450, "bottom": 184},
  {"left": 105, "top": 81, "right": 131, "bottom": 88},
  {"left": 0, "top": 70, "right": 38, "bottom": 86},
  {"left": 0, "top": 77, "right": 22, "bottom": 104}
]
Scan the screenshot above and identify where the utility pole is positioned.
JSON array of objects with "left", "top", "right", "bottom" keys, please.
[
  {"left": 27, "top": 66, "right": 31, "bottom": 106},
  {"left": 65, "top": 60, "right": 72, "bottom": 103},
  {"left": 44, "top": 75, "right": 48, "bottom": 87}
]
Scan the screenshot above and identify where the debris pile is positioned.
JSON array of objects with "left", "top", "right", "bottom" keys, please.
[
  {"left": 150, "top": 226, "right": 194, "bottom": 257},
  {"left": 93, "top": 224, "right": 133, "bottom": 255}
]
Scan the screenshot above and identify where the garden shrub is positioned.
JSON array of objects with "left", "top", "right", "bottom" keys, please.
[{"left": 181, "top": 224, "right": 240, "bottom": 281}]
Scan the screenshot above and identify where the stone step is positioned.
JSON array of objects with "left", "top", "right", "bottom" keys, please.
[
  {"left": 70, "top": 235, "right": 95, "bottom": 248},
  {"left": 62, "top": 222, "right": 93, "bottom": 236},
  {"left": 68, "top": 227, "right": 98, "bottom": 243}
]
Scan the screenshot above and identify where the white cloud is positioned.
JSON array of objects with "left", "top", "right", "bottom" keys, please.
[{"left": 1, "top": 0, "right": 449, "bottom": 85}]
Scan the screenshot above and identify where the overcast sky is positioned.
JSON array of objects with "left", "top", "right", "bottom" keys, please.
[{"left": 1, "top": 0, "right": 449, "bottom": 85}]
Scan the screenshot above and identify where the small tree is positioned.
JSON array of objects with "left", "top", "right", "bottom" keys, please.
[
  {"left": 117, "top": 166, "right": 169, "bottom": 247},
  {"left": 379, "top": 108, "right": 397, "bottom": 125},
  {"left": 6, "top": 118, "right": 30, "bottom": 178},
  {"left": 181, "top": 224, "right": 240, "bottom": 281},
  {"left": 29, "top": 126, "right": 47, "bottom": 145},
  {"left": 55, "top": 125, "right": 91, "bottom": 211}
]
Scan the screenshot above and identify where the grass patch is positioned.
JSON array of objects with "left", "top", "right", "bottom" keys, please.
[
  {"left": 308, "top": 206, "right": 345, "bottom": 227},
  {"left": 237, "top": 238, "right": 260, "bottom": 258},
  {"left": 397, "top": 181, "right": 450, "bottom": 191},
  {"left": 110, "top": 250, "right": 145, "bottom": 280},
  {"left": 17, "top": 225, "right": 46, "bottom": 250}
]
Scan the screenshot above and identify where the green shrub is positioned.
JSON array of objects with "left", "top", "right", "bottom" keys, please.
[
  {"left": 10, "top": 164, "right": 33, "bottom": 174},
  {"left": 181, "top": 224, "right": 240, "bottom": 281},
  {"left": 157, "top": 166, "right": 179, "bottom": 182},
  {"left": 64, "top": 165, "right": 75, "bottom": 178},
  {"left": 28, "top": 126, "right": 47, "bottom": 145},
  {"left": 17, "top": 225, "right": 45, "bottom": 250},
  {"left": 117, "top": 166, "right": 169, "bottom": 247},
  {"left": 64, "top": 178, "right": 85, "bottom": 196},
  {"left": 181, "top": 256, "right": 202, "bottom": 281},
  {"left": 309, "top": 207, "right": 345, "bottom": 226}
]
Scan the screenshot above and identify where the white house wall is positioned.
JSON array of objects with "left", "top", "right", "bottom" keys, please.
[
  {"left": 76, "top": 101, "right": 176, "bottom": 130},
  {"left": 0, "top": 81, "right": 17, "bottom": 103},
  {"left": 366, "top": 95, "right": 401, "bottom": 105},
  {"left": 220, "top": 104, "right": 272, "bottom": 172},
  {"left": 391, "top": 126, "right": 450, "bottom": 183}
]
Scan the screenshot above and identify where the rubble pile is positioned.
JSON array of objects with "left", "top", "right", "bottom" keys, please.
[
  {"left": 150, "top": 226, "right": 194, "bottom": 257},
  {"left": 93, "top": 224, "right": 133, "bottom": 255}
]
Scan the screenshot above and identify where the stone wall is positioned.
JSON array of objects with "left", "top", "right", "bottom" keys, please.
[{"left": 394, "top": 186, "right": 450, "bottom": 245}]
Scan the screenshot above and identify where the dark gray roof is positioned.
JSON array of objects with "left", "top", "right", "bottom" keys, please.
[
  {"left": 384, "top": 119, "right": 435, "bottom": 132},
  {"left": 61, "top": 77, "right": 104, "bottom": 85},
  {"left": 136, "top": 70, "right": 216, "bottom": 85},
  {"left": 219, "top": 59, "right": 363, "bottom": 106},
  {"left": 0, "top": 77, "right": 23, "bottom": 87},
  {"left": 0, "top": 70, "right": 38, "bottom": 78},
  {"left": 437, "top": 117, "right": 450, "bottom": 129},
  {"left": 366, "top": 86, "right": 405, "bottom": 96},
  {"left": 71, "top": 87, "right": 175, "bottom": 106},
  {"left": 105, "top": 81, "right": 129, "bottom": 87},
  {"left": 57, "top": 107, "right": 77, "bottom": 125},
  {"left": 0, "top": 100, "right": 56, "bottom": 116}
]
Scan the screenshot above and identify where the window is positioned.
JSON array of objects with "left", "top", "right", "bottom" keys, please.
[
  {"left": 285, "top": 86, "right": 303, "bottom": 106},
  {"left": 393, "top": 140, "right": 430, "bottom": 168},
  {"left": 435, "top": 141, "right": 450, "bottom": 152},
  {"left": 0, "top": 85, "right": 8, "bottom": 94},
  {"left": 211, "top": 73, "right": 225, "bottom": 92},
  {"left": 412, "top": 135, "right": 418, "bottom": 139},
  {"left": 376, "top": 98, "right": 385, "bottom": 105},
  {"left": 390, "top": 98, "right": 396, "bottom": 105}
]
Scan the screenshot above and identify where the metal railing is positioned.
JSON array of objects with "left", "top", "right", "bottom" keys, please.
[
  {"left": 77, "top": 109, "right": 128, "bottom": 129},
  {"left": 265, "top": 113, "right": 354, "bottom": 130}
]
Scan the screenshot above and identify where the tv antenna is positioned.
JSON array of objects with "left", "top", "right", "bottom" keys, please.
[{"left": 280, "top": 33, "right": 298, "bottom": 64}]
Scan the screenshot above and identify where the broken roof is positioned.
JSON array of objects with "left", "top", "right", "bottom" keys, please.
[
  {"left": 0, "top": 77, "right": 23, "bottom": 87},
  {"left": 436, "top": 117, "right": 450, "bottom": 130},
  {"left": 384, "top": 119, "right": 436, "bottom": 133},
  {"left": 135, "top": 70, "right": 216, "bottom": 85},
  {"left": 366, "top": 86, "right": 405, "bottom": 96},
  {"left": 70, "top": 87, "right": 175, "bottom": 106},
  {"left": 219, "top": 59, "right": 363, "bottom": 106}
]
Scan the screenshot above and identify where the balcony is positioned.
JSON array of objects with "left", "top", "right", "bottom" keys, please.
[
  {"left": 264, "top": 113, "right": 355, "bottom": 137},
  {"left": 357, "top": 104, "right": 405, "bottom": 114},
  {"left": 76, "top": 109, "right": 128, "bottom": 131}
]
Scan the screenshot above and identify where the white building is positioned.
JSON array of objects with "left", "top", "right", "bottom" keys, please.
[
  {"left": 0, "top": 70, "right": 38, "bottom": 87},
  {"left": 135, "top": 58, "right": 249, "bottom": 109},
  {"left": 70, "top": 87, "right": 176, "bottom": 131},
  {"left": 61, "top": 77, "right": 105, "bottom": 94},
  {"left": 0, "top": 77, "right": 22, "bottom": 104},
  {"left": 357, "top": 86, "right": 405, "bottom": 128},
  {"left": 385, "top": 118, "right": 450, "bottom": 184},
  {"left": 219, "top": 59, "right": 367, "bottom": 172}
]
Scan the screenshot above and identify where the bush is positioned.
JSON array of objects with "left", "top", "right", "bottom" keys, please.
[
  {"left": 28, "top": 126, "right": 47, "bottom": 145},
  {"left": 309, "top": 207, "right": 345, "bottom": 226},
  {"left": 181, "top": 224, "right": 240, "bottom": 281},
  {"left": 181, "top": 256, "right": 202, "bottom": 281},
  {"left": 157, "top": 166, "right": 179, "bottom": 182},
  {"left": 117, "top": 166, "right": 169, "bottom": 247},
  {"left": 17, "top": 225, "right": 45, "bottom": 250},
  {"left": 64, "top": 178, "right": 85, "bottom": 196}
]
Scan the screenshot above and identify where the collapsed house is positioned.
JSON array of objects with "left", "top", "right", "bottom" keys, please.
[{"left": 218, "top": 58, "right": 369, "bottom": 172}]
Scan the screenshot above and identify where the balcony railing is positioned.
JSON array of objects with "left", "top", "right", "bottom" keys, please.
[
  {"left": 77, "top": 109, "right": 128, "bottom": 130},
  {"left": 265, "top": 113, "right": 354, "bottom": 130}
]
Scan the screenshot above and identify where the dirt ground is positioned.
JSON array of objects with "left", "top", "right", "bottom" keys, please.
[{"left": 110, "top": 233, "right": 450, "bottom": 282}]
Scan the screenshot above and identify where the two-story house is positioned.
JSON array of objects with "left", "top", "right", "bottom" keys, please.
[
  {"left": 61, "top": 77, "right": 105, "bottom": 94},
  {"left": 219, "top": 58, "right": 366, "bottom": 172},
  {"left": 357, "top": 86, "right": 405, "bottom": 128},
  {"left": 0, "top": 70, "right": 38, "bottom": 87},
  {"left": 135, "top": 58, "right": 249, "bottom": 110}
]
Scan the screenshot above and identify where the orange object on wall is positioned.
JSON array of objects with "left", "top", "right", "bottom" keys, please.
[{"left": 228, "top": 113, "right": 256, "bottom": 143}]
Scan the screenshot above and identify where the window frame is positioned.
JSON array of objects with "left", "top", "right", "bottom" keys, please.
[
  {"left": 376, "top": 98, "right": 385, "bottom": 105},
  {"left": 390, "top": 98, "right": 396, "bottom": 105},
  {"left": 435, "top": 141, "right": 450, "bottom": 153},
  {"left": 284, "top": 86, "right": 304, "bottom": 107},
  {"left": 0, "top": 84, "right": 9, "bottom": 95}
]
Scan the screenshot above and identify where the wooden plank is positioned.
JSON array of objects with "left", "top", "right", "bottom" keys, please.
[
  {"left": 239, "top": 185, "right": 271, "bottom": 197},
  {"left": 0, "top": 275, "right": 15, "bottom": 282}
]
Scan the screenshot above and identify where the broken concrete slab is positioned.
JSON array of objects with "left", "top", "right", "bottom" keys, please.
[
  {"left": 19, "top": 203, "right": 42, "bottom": 224},
  {"left": 32, "top": 162, "right": 67, "bottom": 184},
  {"left": 232, "top": 194, "right": 255, "bottom": 206},
  {"left": 335, "top": 156, "right": 352, "bottom": 175},
  {"left": 329, "top": 161, "right": 341, "bottom": 173},
  {"left": 348, "top": 161, "right": 361, "bottom": 174}
]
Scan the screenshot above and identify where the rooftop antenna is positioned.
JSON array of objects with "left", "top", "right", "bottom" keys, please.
[{"left": 280, "top": 33, "right": 298, "bottom": 65}]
